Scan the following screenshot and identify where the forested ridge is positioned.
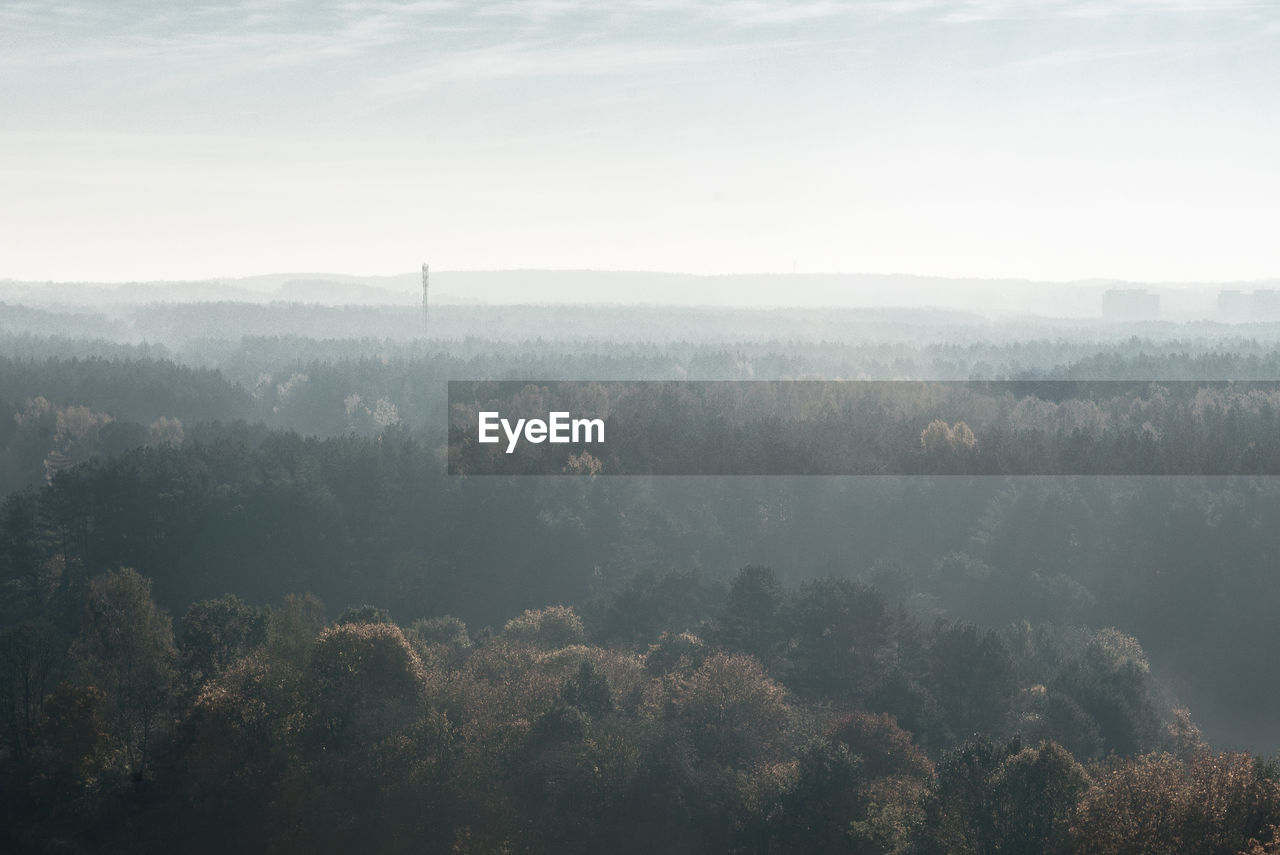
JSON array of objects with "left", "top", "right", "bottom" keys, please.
[{"left": 1, "top": 305, "right": 1279, "bottom": 853}]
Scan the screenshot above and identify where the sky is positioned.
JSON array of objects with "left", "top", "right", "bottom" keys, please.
[{"left": 2, "top": 0, "right": 1278, "bottom": 284}]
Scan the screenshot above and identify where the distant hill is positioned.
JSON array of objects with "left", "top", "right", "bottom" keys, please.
[{"left": 2, "top": 270, "right": 1275, "bottom": 319}]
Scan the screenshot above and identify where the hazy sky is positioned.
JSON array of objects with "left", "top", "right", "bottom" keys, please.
[{"left": 3, "top": 0, "right": 1278, "bottom": 283}]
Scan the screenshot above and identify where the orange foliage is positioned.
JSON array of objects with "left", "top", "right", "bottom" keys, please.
[{"left": 1066, "top": 751, "right": 1280, "bottom": 855}]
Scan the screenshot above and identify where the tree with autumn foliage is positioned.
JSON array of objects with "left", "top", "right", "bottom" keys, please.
[{"left": 70, "top": 567, "right": 176, "bottom": 780}]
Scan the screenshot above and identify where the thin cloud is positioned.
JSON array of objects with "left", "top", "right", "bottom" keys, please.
[
  {"left": 698, "top": 1, "right": 854, "bottom": 26},
  {"left": 5, "top": 0, "right": 1275, "bottom": 120},
  {"left": 9, "top": 0, "right": 1268, "bottom": 76},
  {"left": 934, "top": 0, "right": 1277, "bottom": 23},
  {"left": 369, "top": 38, "right": 747, "bottom": 97}
]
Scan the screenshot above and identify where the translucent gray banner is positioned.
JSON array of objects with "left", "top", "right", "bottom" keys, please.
[{"left": 448, "top": 380, "right": 1280, "bottom": 475}]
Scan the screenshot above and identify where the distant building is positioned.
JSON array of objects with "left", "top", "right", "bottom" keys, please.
[
  {"left": 1102, "top": 289, "right": 1160, "bottom": 321},
  {"left": 1219, "top": 290, "right": 1249, "bottom": 320},
  {"left": 1218, "top": 289, "right": 1280, "bottom": 322}
]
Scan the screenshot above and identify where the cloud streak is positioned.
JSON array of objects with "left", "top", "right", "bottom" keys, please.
[{"left": 7, "top": 0, "right": 1274, "bottom": 78}]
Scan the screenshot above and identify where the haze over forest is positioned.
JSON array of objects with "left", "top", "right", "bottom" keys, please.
[
  {"left": 0, "top": 264, "right": 1278, "bottom": 852},
  {"left": 6, "top": 0, "right": 1280, "bottom": 850}
]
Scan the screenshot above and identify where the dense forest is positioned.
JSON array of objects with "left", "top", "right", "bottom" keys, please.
[{"left": 2, "top": 301, "right": 1279, "bottom": 852}]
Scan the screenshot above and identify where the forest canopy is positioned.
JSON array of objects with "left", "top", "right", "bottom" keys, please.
[{"left": 0, "top": 302, "right": 1278, "bottom": 853}]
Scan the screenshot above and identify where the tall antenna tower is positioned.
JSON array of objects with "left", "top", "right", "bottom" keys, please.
[{"left": 427, "top": 261, "right": 437, "bottom": 332}]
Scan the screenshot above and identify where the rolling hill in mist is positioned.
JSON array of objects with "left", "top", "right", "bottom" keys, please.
[{"left": 4, "top": 270, "right": 1274, "bottom": 319}]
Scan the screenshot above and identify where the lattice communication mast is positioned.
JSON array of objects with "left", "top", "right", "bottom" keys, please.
[{"left": 427, "top": 261, "right": 437, "bottom": 332}]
